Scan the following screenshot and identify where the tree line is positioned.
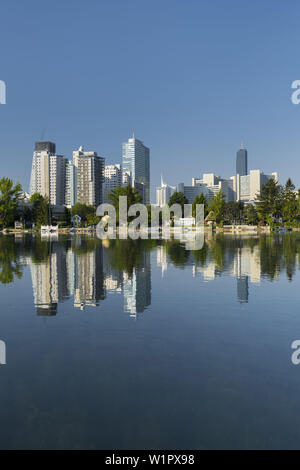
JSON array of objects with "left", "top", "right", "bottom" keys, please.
[
  {"left": 168, "top": 178, "right": 300, "bottom": 227},
  {"left": 0, "top": 176, "right": 300, "bottom": 229}
]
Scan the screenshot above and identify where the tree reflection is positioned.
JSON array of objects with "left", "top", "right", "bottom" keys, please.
[
  {"left": 162, "top": 233, "right": 300, "bottom": 282},
  {"left": 0, "top": 236, "right": 23, "bottom": 284},
  {"left": 0, "top": 233, "right": 299, "bottom": 288},
  {"left": 104, "top": 238, "right": 157, "bottom": 276}
]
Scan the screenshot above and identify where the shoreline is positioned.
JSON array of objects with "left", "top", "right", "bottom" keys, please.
[{"left": 1, "top": 225, "right": 300, "bottom": 235}]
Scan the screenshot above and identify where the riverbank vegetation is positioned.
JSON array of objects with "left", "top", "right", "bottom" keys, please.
[{"left": 1, "top": 176, "right": 300, "bottom": 230}]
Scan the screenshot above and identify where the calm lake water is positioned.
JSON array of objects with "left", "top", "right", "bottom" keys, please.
[{"left": 0, "top": 232, "right": 300, "bottom": 449}]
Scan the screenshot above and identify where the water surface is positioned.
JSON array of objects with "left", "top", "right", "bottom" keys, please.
[{"left": 0, "top": 233, "right": 299, "bottom": 449}]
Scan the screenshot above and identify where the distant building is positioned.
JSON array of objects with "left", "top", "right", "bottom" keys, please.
[
  {"left": 122, "top": 134, "right": 150, "bottom": 204},
  {"left": 232, "top": 170, "right": 278, "bottom": 202},
  {"left": 236, "top": 142, "right": 248, "bottom": 176},
  {"left": 103, "top": 164, "right": 122, "bottom": 203},
  {"left": 34, "top": 141, "right": 56, "bottom": 154},
  {"left": 29, "top": 141, "right": 67, "bottom": 205},
  {"left": 180, "top": 166, "right": 278, "bottom": 204},
  {"left": 177, "top": 182, "right": 210, "bottom": 204},
  {"left": 192, "top": 173, "right": 235, "bottom": 202},
  {"left": 65, "top": 160, "right": 77, "bottom": 208},
  {"left": 73, "top": 146, "right": 105, "bottom": 207},
  {"left": 134, "top": 181, "right": 146, "bottom": 202},
  {"left": 178, "top": 173, "right": 234, "bottom": 204},
  {"left": 122, "top": 171, "right": 131, "bottom": 186},
  {"left": 156, "top": 176, "right": 176, "bottom": 206}
]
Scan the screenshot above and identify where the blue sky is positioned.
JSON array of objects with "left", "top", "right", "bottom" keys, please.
[{"left": 1, "top": 0, "right": 300, "bottom": 201}]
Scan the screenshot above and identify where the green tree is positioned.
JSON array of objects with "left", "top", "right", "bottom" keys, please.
[
  {"left": 107, "top": 185, "right": 142, "bottom": 222},
  {"left": 192, "top": 193, "right": 208, "bottom": 218},
  {"left": 208, "top": 190, "right": 225, "bottom": 224},
  {"left": 255, "top": 178, "right": 282, "bottom": 223},
  {"left": 244, "top": 203, "right": 258, "bottom": 225},
  {"left": 224, "top": 200, "right": 244, "bottom": 223},
  {"left": 0, "top": 178, "right": 22, "bottom": 228},
  {"left": 282, "top": 178, "right": 298, "bottom": 222},
  {"left": 0, "top": 236, "right": 23, "bottom": 284},
  {"left": 29, "top": 193, "right": 51, "bottom": 226},
  {"left": 168, "top": 191, "right": 188, "bottom": 209},
  {"left": 62, "top": 207, "right": 71, "bottom": 226},
  {"left": 71, "top": 203, "right": 96, "bottom": 225}
]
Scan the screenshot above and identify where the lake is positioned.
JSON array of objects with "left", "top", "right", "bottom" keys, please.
[{"left": 0, "top": 232, "right": 299, "bottom": 449}]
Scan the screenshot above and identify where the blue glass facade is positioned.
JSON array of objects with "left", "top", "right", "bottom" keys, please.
[{"left": 236, "top": 148, "right": 248, "bottom": 176}]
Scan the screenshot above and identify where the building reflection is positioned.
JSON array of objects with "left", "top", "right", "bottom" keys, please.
[
  {"left": 73, "top": 245, "right": 105, "bottom": 310},
  {"left": 123, "top": 250, "right": 151, "bottom": 318},
  {"left": 29, "top": 242, "right": 69, "bottom": 315},
  {"left": 189, "top": 239, "right": 262, "bottom": 303},
  {"left": 3, "top": 232, "right": 300, "bottom": 315},
  {"left": 27, "top": 237, "right": 151, "bottom": 318}
]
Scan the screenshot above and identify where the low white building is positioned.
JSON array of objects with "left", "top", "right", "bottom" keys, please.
[
  {"left": 232, "top": 170, "right": 278, "bottom": 202},
  {"left": 177, "top": 173, "right": 234, "bottom": 204},
  {"left": 174, "top": 217, "right": 195, "bottom": 227},
  {"left": 180, "top": 170, "right": 279, "bottom": 204}
]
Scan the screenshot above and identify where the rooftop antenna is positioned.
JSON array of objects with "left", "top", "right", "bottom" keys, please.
[
  {"left": 132, "top": 128, "right": 135, "bottom": 139},
  {"left": 240, "top": 139, "right": 245, "bottom": 149}
]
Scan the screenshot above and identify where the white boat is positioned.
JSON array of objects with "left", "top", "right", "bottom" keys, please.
[{"left": 41, "top": 225, "right": 59, "bottom": 234}]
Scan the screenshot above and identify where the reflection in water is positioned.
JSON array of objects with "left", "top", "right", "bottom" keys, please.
[
  {"left": 1, "top": 233, "right": 300, "bottom": 314},
  {"left": 0, "top": 236, "right": 23, "bottom": 284}
]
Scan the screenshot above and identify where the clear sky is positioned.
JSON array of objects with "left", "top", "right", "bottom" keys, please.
[{"left": 1, "top": 0, "right": 300, "bottom": 201}]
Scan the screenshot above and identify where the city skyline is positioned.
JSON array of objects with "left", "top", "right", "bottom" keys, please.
[
  {"left": 27, "top": 136, "right": 278, "bottom": 208},
  {"left": 1, "top": 1, "right": 300, "bottom": 200}
]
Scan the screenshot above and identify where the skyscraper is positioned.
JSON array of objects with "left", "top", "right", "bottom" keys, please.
[
  {"left": 34, "top": 141, "right": 56, "bottom": 154},
  {"left": 29, "top": 141, "right": 66, "bottom": 205},
  {"left": 73, "top": 146, "right": 105, "bottom": 207},
  {"left": 122, "top": 134, "right": 150, "bottom": 204},
  {"left": 65, "top": 160, "right": 77, "bottom": 207},
  {"left": 236, "top": 142, "right": 248, "bottom": 176}
]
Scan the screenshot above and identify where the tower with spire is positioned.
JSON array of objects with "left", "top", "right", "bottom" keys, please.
[{"left": 236, "top": 141, "right": 248, "bottom": 176}]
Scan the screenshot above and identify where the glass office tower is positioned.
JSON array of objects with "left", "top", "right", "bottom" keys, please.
[
  {"left": 122, "top": 136, "right": 150, "bottom": 204},
  {"left": 236, "top": 143, "right": 248, "bottom": 176}
]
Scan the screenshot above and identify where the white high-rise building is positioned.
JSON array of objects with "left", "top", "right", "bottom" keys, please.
[
  {"left": 156, "top": 175, "right": 176, "bottom": 206},
  {"left": 73, "top": 146, "right": 105, "bottom": 207},
  {"left": 29, "top": 141, "right": 66, "bottom": 205},
  {"left": 103, "top": 164, "right": 122, "bottom": 203},
  {"left": 122, "top": 134, "right": 150, "bottom": 204},
  {"left": 65, "top": 160, "right": 77, "bottom": 208}
]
